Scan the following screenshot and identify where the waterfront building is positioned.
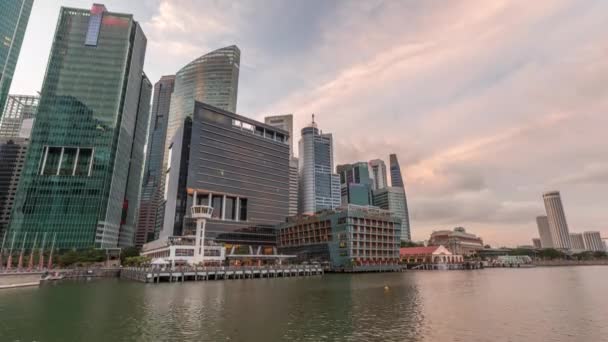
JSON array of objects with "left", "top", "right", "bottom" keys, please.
[
  {"left": 135, "top": 75, "right": 175, "bottom": 248},
  {"left": 337, "top": 162, "right": 373, "bottom": 206},
  {"left": 399, "top": 246, "right": 463, "bottom": 265},
  {"left": 0, "top": 137, "right": 28, "bottom": 237},
  {"left": 297, "top": 118, "right": 341, "bottom": 215},
  {"left": 569, "top": 233, "right": 585, "bottom": 251},
  {"left": 265, "top": 114, "right": 298, "bottom": 216},
  {"left": 542, "top": 191, "right": 571, "bottom": 249},
  {"left": 0, "top": 0, "right": 33, "bottom": 117},
  {"left": 428, "top": 227, "right": 484, "bottom": 256},
  {"left": 532, "top": 238, "right": 542, "bottom": 249},
  {"left": 368, "top": 159, "right": 388, "bottom": 191},
  {"left": 0, "top": 95, "right": 38, "bottom": 138},
  {"left": 372, "top": 187, "right": 408, "bottom": 240},
  {"left": 277, "top": 204, "right": 402, "bottom": 272},
  {"left": 582, "top": 231, "right": 605, "bottom": 252},
  {"left": 155, "top": 102, "right": 290, "bottom": 257},
  {"left": 8, "top": 4, "right": 151, "bottom": 249},
  {"left": 388, "top": 154, "right": 411, "bottom": 241},
  {"left": 536, "top": 215, "right": 553, "bottom": 248}
]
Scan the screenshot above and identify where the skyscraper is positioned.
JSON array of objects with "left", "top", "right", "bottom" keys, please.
[
  {"left": 8, "top": 4, "right": 150, "bottom": 249},
  {"left": 368, "top": 159, "right": 388, "bottom": 190},
  {"left": 0, "top": 95, "right": 38, "bottom": 138},
  {"left": 0, "top": 137, "right": 28, "bottom": 237},
  {"left": 298, "top": 118, "right": 340, "bottom": 215},
  {"left": 389, "top": 153, "right": 411, "bottom": 241},
  {"left": 135, "top": 75, "right": 175, "bottom": 247},
  {"left": 265, "top": 114, "right": 298, "bottom": 216},
  {"left": 265, "top": 114, "right": 294, "bottom": 157},
  {"left": 372, "top": 187, "right": 408, "bottom": 239},
  {"left": 0, "top": 0, "right": 33, "bottom": 116},
  {"left": 337, "top": 162, "right": 372, "bottom": 206},
  {"left": 536, "top": 216, "right": 553, "bottom": 248},
  {"left": 582, "top": 231, "right": 605, "bottom": 252},
  {"left": 569, "top": 233, "right": 585, "bottom": 250},
  {"left": 542, "top": 191, "right": 571, "bottom": 249}
]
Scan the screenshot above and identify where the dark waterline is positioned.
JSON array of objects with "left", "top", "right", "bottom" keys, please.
[{"left": 1, "top": 267, "right": 607, "bottom": 342}]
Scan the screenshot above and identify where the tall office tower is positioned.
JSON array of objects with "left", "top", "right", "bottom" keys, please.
[
  {"left": 337, "top": 162, "right": 373, "bottom": 206},
  {"left": 0, "top": 0, "right": 33, "bottom": 117},
  {"left": 368, "top": 159, "right": 388, "bottom": 190},
  {"left": 372, "top": 187, "right": 409, "bottom": 240},
  {"left": 582, "top": 231, "right": 605, "bottom": 252},
  {"left": 265, "top": 114, "right": 298, "bottom": 216},
  {"left": 0, "top": 95, "right": 38, "bottom": 138},
  {"left": 536, "top": 215, "right": 553, "bottom": 248},
  {"left": 542, "top": 191, "right": 571, "bottom": 249},
  {"left": 8, "top": 4, "right": 150, "bottom": 249},
  {"left": 532, "top": 238, "right": 541, "bottom": 249},
  {"left": 0, "top": 137, "right": 28, "bottom": 237},
  {"left": 134, "top": 75, "right": 175, "bottom": 248},
  {"left": 298, "top": 118, "right": 341, "bottom": 215},
  {"left": 388, "top": 154, "right": 411, "bottom": 241},
  {"left": 569, "top": 233, "right": 585, "bottom": 250},
  {"left": 160, "top": 102, "right": 290, "bottom": 245}
]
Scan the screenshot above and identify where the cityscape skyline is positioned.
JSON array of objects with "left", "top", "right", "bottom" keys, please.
[{"left": 5, "top": 0, "right": 608, "bottom": 246}]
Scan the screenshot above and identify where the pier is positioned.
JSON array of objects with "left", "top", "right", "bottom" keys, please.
[{"left": 120, "top": 265, "right": 324, "bottom": 283}]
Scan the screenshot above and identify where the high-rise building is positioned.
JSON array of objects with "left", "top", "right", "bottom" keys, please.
[
  {"left": 582, "top": 231, "right": 605, "bottom": 252},
  {"left": 0, "top": 0, "right": 33, "bottom": 117},
  {"left": 0, "top": 137, "right": 28, "bottom": 237},
  {"left": 8, "top": 4, "right": 150, "bottom": 249},
  {"left": 569, "top": 233, "right": 585, "bottom": 250},
  {"left": 265, "top": 114, "right": 298, "bottom": 216},
  {"left": 372, "top": 187, "right": 410, "bottom": 240},
  {"left": 0, "top": 95, "right": 38, "bottom": 138},
  {"left": 536, "top": 215, "right": 553, "bottom": 248},
  {"left": 542, "top": 191, "right": 571, "bottom": 249},
  {"left": 389, "top": 154, "right": 404, "bottom": 187},
  {"left": 135, "top": 75, "right": 175, "bottom": 248},
  {"left": 368, "top": 159, "right": 387, "bottom": 191},
  {"left": 388, "top": 154, "right": 411, "bottom": 241},
  {"left": 298, "top": 118, "right": 341, "bottom": 215},
  {"left": 532, "top": 238, "right": 541, "bottom": 249},
  {"left": 159, "top": 102, "right": 290, "bottom": 246},
  {"left": 337, "top": 162, "right": 372, "bottom": 206}
]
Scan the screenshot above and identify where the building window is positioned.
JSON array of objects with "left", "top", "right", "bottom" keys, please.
[
  {"left": 211, "top": 195, "right": 223, "bottom": 219},
  {"left": 239, "top": 198, "right": 247, "bottom": 221},
  {"left": 40, "top": 146, "right": 93, "bottom": 176}
]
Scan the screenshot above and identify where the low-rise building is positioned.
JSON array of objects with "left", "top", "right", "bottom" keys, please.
[
  {"left": 429, "top": 227, "right": 484, "bottom": 256},
  {"left": 399, "top": 245, "right": 463, "bottom": 265},
  {"left": 277, "top": 204, "right": 401, "bottom": 272}
]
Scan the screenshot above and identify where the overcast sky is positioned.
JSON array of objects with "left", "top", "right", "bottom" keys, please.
[{"left": 10, "top": 0, "right": 608, "bottom": 246}]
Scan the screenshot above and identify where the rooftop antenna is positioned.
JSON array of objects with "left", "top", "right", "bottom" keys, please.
[{"left": 312, "top": 113, "right": 315, "bottom": 124}]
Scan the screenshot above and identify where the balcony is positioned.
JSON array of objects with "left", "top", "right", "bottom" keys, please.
[{"left": 191, "top": 205, "right": 214, "bottom": 219}]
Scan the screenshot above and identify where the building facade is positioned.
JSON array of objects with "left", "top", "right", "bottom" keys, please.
[
  {"left": 372, "top": 187, "right": 409, "bottom": 241},
  {"left": 428, "top": 227, "right": 484, "bottom": 256},
  {"left": 368, "top": 159, "right": 387, "bottom": 191},
  {"left": 0, "top": 137, "right": 28, "bottom": 237},
  {"left": 159, "top": 102, "right": 290, "bottom": 252},
  {"left": 298, "top": 120, "right": 340, "bottom": 215},
  {"left": 277, "top": 205, "right": 401, "bottom": 272},
  {"left": 337, "top": 162, "right": 373, "bottom": 206},
  {"left": 532, "top": 238, "right": 542, "bottom": 249},
  {"left": 265, "top": 114, "right": 298, "bottom": 216},
  {"left": 582, "top": 231, "right": 605, "bottom": 252},
  {"left": 399, "top": 246, "right": 463, "bottom": 265},
  {"left": 569, "top": 233, "right": 585, "bottom": 250},
  {"left": 8, "top": 4, "right": 150, "bottom": 249},
  {"left": 0, "top": 0, "right": 33, "bottom": 116},
  {"left": 536, "top": 216, "right": 553, "bottom": 248},
  {"left": 388, "top": 154, "right": 411, "bottom": 240},
  {"left": 0, "top": 95, "right": 38, "bottom": 138},
  {"left": 542, "top": 191, "right": 571, "bottom": 249},
  {"left": 135, "top": 75, "right": 175, "bottom": 248}
]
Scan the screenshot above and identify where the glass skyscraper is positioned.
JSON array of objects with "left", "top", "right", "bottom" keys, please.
[
  {"left": 337, "top": 162, "right": 373, "bottom": 206},
  {"left": 8, "top": 4, "right": 151, "bottom": 249},
  {"left": 0, "top": 0, "right": 33, "bottom": 117},
  {"left": 0, "top": 94, "right": 38, "bottom": 138},
  {"left": 389, "top": 154, "right": 411, "bottom": 241}
]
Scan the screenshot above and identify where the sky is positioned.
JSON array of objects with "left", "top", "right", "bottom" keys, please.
[{"left": 10, "top": 0, "right": 608, "bottom": 247}]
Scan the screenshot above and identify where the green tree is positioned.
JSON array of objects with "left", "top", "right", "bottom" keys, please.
[
  {"left": 400, "top": 240, "right": 423, "bottom": 248},
  {"left": 120, "top": 247, "right": 140, "bottom": 264}
]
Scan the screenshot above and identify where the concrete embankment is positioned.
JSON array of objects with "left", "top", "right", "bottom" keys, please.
[
  {"left": 0, "top": 272, "right": 43, "bottom": 289},
  {"left": 533, "top": 260, "right": 608, "bottom": 267}
]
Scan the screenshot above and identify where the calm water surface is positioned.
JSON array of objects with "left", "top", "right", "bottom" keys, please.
[{"left": 0, "top": 266, "right": 607, "bottom": 342}]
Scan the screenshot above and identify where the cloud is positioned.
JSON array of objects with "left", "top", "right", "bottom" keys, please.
[{"left": 551, "top": 163, "right": 608, "bottom": 186}]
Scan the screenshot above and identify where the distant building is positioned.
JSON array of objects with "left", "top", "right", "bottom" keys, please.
[
  {"left": 569, "top": 233, "right": 585, "bottom": 250},
  {"left": 532, "top": 238, "right": 542, "bottom": 249},
  {"left": 0, "top": 0, "right": 33, "bottom": 117},
  {"left": 0, "top": 138, "right": 28, "bottom": 237},
  {"left": 297, "top": 118, "right": 340, "bottom": 215},
  {"left": 277, "top": 205, "right": 401, "bottom": 272},
  {"left": 0, "top": 95, "right": 38, "bottom": 138},
  {"left": 536, "top": 216, "right": 553, "bottom": 248},
  {"left": 372, "top": 187, "right": 409, "bottom": 241},
  {"left": 265, "top": 114, "right": 298, "bottom": 216},
  {"left": 399, "top": 246, "right": 463, "bottom": 265},
  {"left": 582, "top": 231, "right": 605, "bottom": 252},
  {"left": 337, "top": 162, "right": 373, "bottom": 206},
  {"left": 543, "top": 191, "right": 571, "bottom": 249},
  {"left": 428, "top": 227, "right": 484, "bottom": 256},
  {"left": 388, "top": 154, "right": 411, "bottom": 240},
  {"left": 368, "top": 159, "right": 387, "bottom": 190}
]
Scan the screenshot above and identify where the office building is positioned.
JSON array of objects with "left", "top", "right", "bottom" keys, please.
[
  {"left": 157, "top": 102, "right": 290, "bottom": 251},
  {"left": 8, "top": 4, "right": 150, "bottom": 249},
  {"left": 428, "top": 227, "right": 484, "bottom": 256},
  {"left": 536, "top": 215, "right": 553, "bottom": 248},
  {"left": 532, "top": 238, "right": 541, "bottom": 249},
  {"left": 337, "top": 162, "right": 373, "bottom": 206},
  {"left": 0, "top": 0, "right": 33, "bottom": 117},
  {"left": 389, "top": 154, "right": 411, "bottom": 240},
  {"left": 135, "top": 75, "right": 175, "bottom": 248},
  {"left": 0, "top": 95, "right": 38, "bottom": 138},
  {"left": 368, "top": 159, "right": 387, "bottom": 190},
  {"left": 265, "top": 114, "right": 298, "bottom": 216},
  {"left": 298, "top": 118, "right": 341, "bottom": 215},
  {"left": 542, "top": 191, "right": 571, "bottom": 249},
  {"left": 277, "top": 205, "right": 401, "bottom": 272},
  {"left": 582, "top": 231, "right": 605, "bottom": 252},
  {"left": 0, "top": 137, "right": 28, "bottom": 237},
  {"left": 372, "top": 187, "right": 409, "bottom": 241},
  {"left": 569, "top": 233, "right": 585, "bottom": 250}
]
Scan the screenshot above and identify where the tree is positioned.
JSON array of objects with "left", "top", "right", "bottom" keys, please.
[
  {"left": 537, "top": 248, "right": 565, "bottom": 260},
  {"left": 401, "top": 240, "right": 423, "bottom": 248},
  {"left": 123, "top": 256, "right": 151, "bottom": 267},
  {"left": 120, "top": 246, "right": 141, "bottom": 264}
]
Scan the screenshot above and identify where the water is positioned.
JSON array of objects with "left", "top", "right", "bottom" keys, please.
[{"left": 1, "top": 267, "right": 607, "bottom": 342}]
